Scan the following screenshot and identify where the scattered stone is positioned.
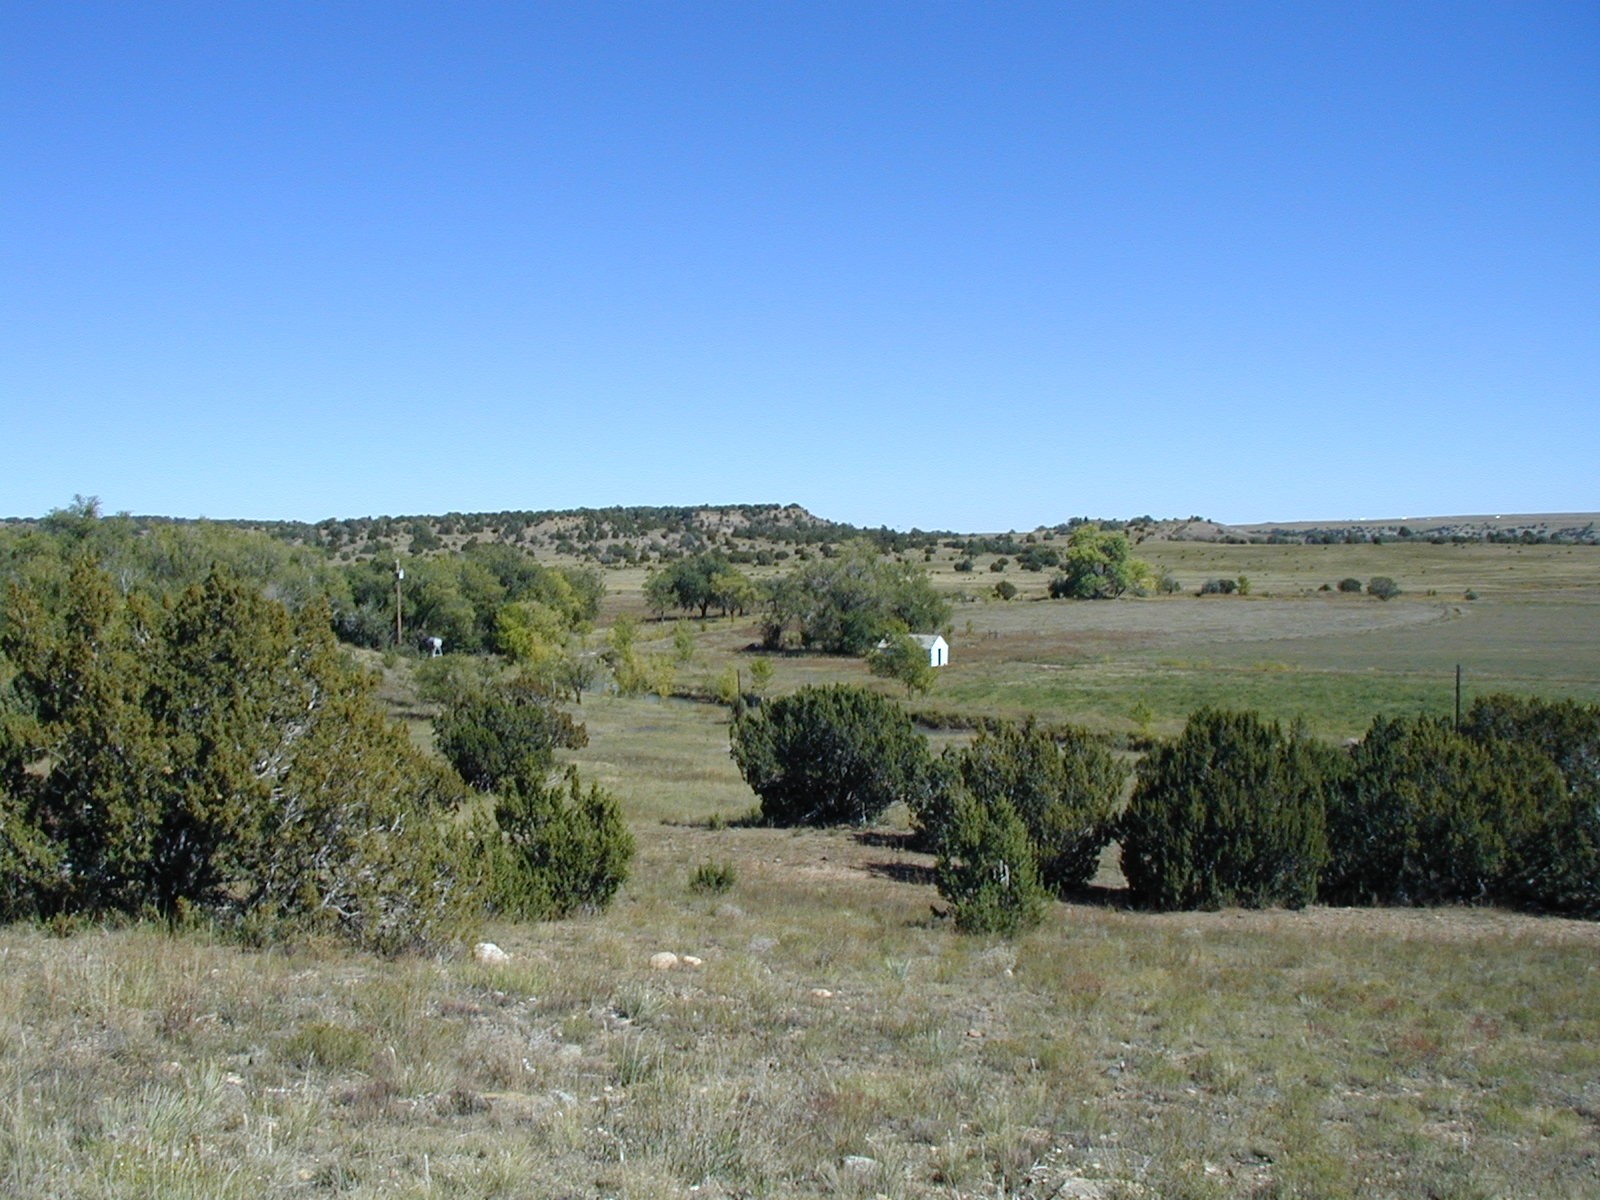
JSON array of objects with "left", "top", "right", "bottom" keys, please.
[
  {"left": 473, "top": 942, "right": 511, "bottom": 966},
  {"left": 842, "top": 1155, "right": 877, "bottom": 1172},
  {"left": 681, "top": 954, "right": 704, "bottom": 968},
  {"left": 649, "top": 951, "right": 680, "bottom": 971},
  {"left": 810, "top": 988, "right": 834, "bottom": 1000},
  {"left": 966, "top": 1029, "right": 985, "bottom": 1039}
]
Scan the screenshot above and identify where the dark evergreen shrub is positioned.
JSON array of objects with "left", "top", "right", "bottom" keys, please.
[
  {"left": 1337, "top": 577, "right": 1363, "bottom": 593},
  {"left": 1198, "top": 578, "right": 1238, "bottom": 595},
  {"left": 1367, "top": 576, "right": 1401, "bottom": 600},
  {"left": 0, "top": 560, "right": 481, "bottom": 953},
  {"left": 1321, "top": 715, "right": 1556, "bottom": 906},
  {"left": 1460, "top": 695, "right": 1600, "bottom": 916},
  {"left": 934, "top": 787, "right": 1048, "bottom": 936},
  {"left": 1121, "top": 709, "right": 1331, "bottom": 910},
  {"left": 729, "top": 684, "right": 931, "bottom": 825},
  {"left": 921, "top": 719, "right": 1126, "bottom": 895},
  {"left": 435, "top": 677, "right": 588, "bottom": 791},
  {"left": 489, "top": 767, "right": 633, "bottom": 919}
]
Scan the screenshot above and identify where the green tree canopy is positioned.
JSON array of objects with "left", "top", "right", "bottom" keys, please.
[
  {"left": 0, "top": 558, "right": 475, "bottom": 951},
  {"left": 1323, "top": 713, "right": 1563, "bottom": 907},
  {"left": 1047, "top": 525, "right": 1148, "bottom": 600},
  {"left": 434, "top": 675, "right": 589, "bottom": 792},
  {"left": 867, "top": 633, "right": 937, "bottom": 697},
  {"left": 762, "top": 541, "right": 950, "bottom": 654},
  {"left": 923, "top": 719, "right": 1127, "bottom": 896},
  {"left": 934, "top": 786, "right": 1048, "bottom": 936}
]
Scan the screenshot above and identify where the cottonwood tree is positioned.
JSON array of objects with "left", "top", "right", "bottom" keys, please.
[
  {"left": 762, "top": 542, "right": 950, "bottom": 654},
  {"left": 1047, "top": 524, "right": 1148, "bottom": 599}
]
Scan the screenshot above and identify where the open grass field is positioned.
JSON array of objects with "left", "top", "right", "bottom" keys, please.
[
  {"left": 591, "top": 540, "right": 1600, "bottom": 739},
  {"left": 4, "top": 537, "right": 1598, "bottom": 1197}
]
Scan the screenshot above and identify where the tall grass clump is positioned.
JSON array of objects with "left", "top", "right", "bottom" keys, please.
[{"left": 689, "top": 860, "right": 737, "bottom": 895}]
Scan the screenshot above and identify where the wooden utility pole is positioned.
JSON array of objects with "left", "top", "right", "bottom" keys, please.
[{"left": 394, "top": 558, "right": 405, "bottom": 647}]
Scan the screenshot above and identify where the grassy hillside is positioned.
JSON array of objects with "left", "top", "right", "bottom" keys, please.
[{"left": 3, "top": 511, "right": 1598, "bottom": 1196}]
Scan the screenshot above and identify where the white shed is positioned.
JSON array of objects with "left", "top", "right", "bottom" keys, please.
[{"left": 878, "top": 633, "right": 949, "bottom": 668}]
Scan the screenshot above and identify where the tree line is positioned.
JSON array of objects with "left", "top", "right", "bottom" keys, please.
[
  {"left": 0, "top": 552, "right": 632, "bottom": 952},
  {"left": 729, "top": 686, "right": 1600, "bottom": 935}
]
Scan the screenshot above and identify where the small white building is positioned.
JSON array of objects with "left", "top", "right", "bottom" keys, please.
[{"left": 878, "top": 633, "right": 949, "bottom": 668}]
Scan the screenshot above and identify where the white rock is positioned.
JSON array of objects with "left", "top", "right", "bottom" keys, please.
[
  {"left": 810, "top": 988, "right": 834, "bottom": 1000},
  {"left": 473, "top": 942, "right": 511, "bottom": 966},
  {"left": 681, "top": 955, "right": 704, "bottom": 968},
  {"left": 649, "top": 951, "right": 680, "bottom": 971}
]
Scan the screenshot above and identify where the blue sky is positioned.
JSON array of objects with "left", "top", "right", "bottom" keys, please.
[{"left": 3, "top": 2, "right": 1596, "bottom": 531}]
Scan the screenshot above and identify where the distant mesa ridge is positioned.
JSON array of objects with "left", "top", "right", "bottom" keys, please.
[{"left": 4, "top": 504, "right": 1594, "bottom": 552}]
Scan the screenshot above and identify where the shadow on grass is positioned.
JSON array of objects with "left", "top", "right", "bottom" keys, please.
[
  {"left": 852, "top": 829, "right": 922, "bottom": 851},
  {"left": 863, "top": 860, "right": 938, "bottom": 887},
  {"left": 1059, "top": 883, "right": 1136, "bottom": 910}
]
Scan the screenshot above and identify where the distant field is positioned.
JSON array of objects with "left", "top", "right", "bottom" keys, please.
[{"left": 572, "top": 541, "right": 1600, "bottom": 740}]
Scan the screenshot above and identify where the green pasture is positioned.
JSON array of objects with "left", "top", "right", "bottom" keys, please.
[{"left": 580, "top": 541, "right": 1600, "bottom": 741}]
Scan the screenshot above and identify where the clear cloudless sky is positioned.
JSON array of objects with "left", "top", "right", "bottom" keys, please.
[{"left": 2, "top": 2, "right": 1596, "bottom": 530}]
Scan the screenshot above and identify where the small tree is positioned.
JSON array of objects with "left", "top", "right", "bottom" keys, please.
[
  {"left": 746, "top": 657, "right": 775, "bottom": 697},
  {"left": 1337, "top": 577, "right": 1363, "bottom": 593},
  {"left": 729, "top": 685, "right": 931, "bottom": 825},
  {"left": 993, "top": 580, "right": 1018, "bottom": 601},
  {"left": 672, "top": 622, "right": 697, "bottom": 663},
  {"left": 935, "top": 788, "right": 1048, "bottom": 936},
  {"left": 921, "top": 719, "right": 1126, "bottom": 895},
  {"left": 1047, "top": 524, "right": 1145, "bottom": 600},
  {"left": 1121, "top": 709, "right": 1331, "bottom": 911},
  {"left": 1367, "top": 576, "right": 1401, "bottom": 600},
  {"left": 489, "top": 766, "right": 633, "bottom": 919},
  {"left": 435, "top": 677, "right": 588, "bottom": 792},
  {"left": 867, "top": 633, "right": 937, "bottom": 697}
]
